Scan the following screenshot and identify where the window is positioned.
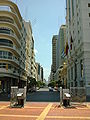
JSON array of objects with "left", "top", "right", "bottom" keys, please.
[
  {"left": 88, "top": 3, "right": 90, "bottom": 7},
  {"left": 71, "top": 67, "right": 73, "bottom": 80},
  {"left": 80, "top": 60, "right": 83, "bottom": 78},
  {"left": 75, "top": 62, "right": 77, "bottom": 80},
  {"left": 72, "top": 0, "right": 74, "bottom": 17},
  {"left": 0, "top": 6, "right": 11, "bottom": 11},
  {"left": 89, "top": 13, "right": 90, "bottom": 17},
  {"left": 68, "top": 69, "right": 70, "bottom": 80},
  {"left": 0, "top": 28, "right": 10, "bottom": 34},
  {"left": 0, "top": 39, "right": 13, "bottom": 47}
]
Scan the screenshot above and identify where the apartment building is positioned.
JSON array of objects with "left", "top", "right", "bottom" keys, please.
[
  {"left": 30, "top": 37, "right": 37, "bottom": 81},
  {"left": 66, "top": 0, "right": 90, "bottom": 100},
  {"left": 24, "top": 21, "right": 32, "bottom": 82},
  {"left": 0, "top": 0, "right": 27, "bottom": 92}
]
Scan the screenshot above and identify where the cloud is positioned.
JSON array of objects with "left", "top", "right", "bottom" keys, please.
[{"left": 34, "top": 49, "right": 38, "bottom": 55}]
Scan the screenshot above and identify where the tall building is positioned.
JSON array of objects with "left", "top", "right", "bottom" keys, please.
[
  {"left": 66, "top": 0, "right": 90, "bottom": 100},
  {"left": 0, "top": 0, "right": 27, "bottom": 92},
  {"left": 50, "top": 35, "right": 58, "bottom": 81},
  {"left": 36, "top": 63, "right": 44, "bottom": 82},
  {"left": 54, "top": 25, "right": 66, "bottom": 85},
  {"left": 58, "top": 25, "right": 66, "bottom": 67},
  {"left": 30, "top": 37, "right": 37, "bottom": 80},
  {"left": 52, "top": 35, "right": 57, "bottom": 73},
  {"left": 24, "top": 21, "right": 33, "bottom": 82}
]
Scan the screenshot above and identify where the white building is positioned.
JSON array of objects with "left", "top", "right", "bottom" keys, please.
[{"left": 66, "top": 0, "right": 90, "bottom": 100}]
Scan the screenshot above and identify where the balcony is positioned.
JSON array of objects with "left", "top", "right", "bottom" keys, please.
[
  {"left": 0, "top": 68, "right": 19, "bottom": 77},
  {"left": 0, "top": 22, "right": 21, "bottom": 39},
  {"left": 0, "top": 44, "right": 20, "bottom": 56},
  {"left": 0, "top": 6, "right": 11, "bottom": 12},
  {"left": 0, "top": 55, "right": 19, "bottom": 65},
  {"left": 0, "top": 29, "right": 21, "bottom": 46}
]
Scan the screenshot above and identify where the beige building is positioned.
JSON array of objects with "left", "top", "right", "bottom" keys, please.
[
  {"left": 24, "top": 21, "right": 32, "bottom": 81},
  {"left": 30, "top": 37, "right": 37, "bottom": 80},
  {"left": 0, "top": 0, "right": 27, "bottom": 92}
]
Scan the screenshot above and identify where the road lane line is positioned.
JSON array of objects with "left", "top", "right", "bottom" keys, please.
[
  {"left": 87, "top": 104, "right": 90, "bottom": 109},
  {"left": 36, "top": 103, "right": 53, "bottom": 120},
  {"left": 46, "top": 116, "right": 90, "bottom": 119}
]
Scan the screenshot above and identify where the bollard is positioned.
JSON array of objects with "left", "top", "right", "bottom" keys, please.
[{"left": 60, "top": 87, "right": 63, "bottom": 106}]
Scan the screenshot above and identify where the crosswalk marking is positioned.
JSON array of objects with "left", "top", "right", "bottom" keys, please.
[
  {"left": 36, "top": 103, "right": 53, "bottom": 120},
  {"left": 0, "top": 105, "right": 9, "bottom": 110},
  {"left": 47, "top": 116, "right": 90, "bottom": 119}
]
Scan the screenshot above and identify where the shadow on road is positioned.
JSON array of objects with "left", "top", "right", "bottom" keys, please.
[
  {"left": 0, "top": 89, "right": 60, "bottom": 102},
  {"left": 26, "top": 90, "right": 60, "bottom": 102}
]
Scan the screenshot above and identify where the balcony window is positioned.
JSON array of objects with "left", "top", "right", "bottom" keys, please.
[
  {"left": 0, "top": 16, "right": 14, "bottom": 24},
  {"left": 0, "top": 39, "right": 13, "bottom": 47},
  {"left": 0, "top": 27, "right": 10, "bottom": 34},
  {"left": 0, "top": 51, "right": 12, "bottom": 59},
  {"left": 0, "top": 6, "right": 11, "bottom": 12}
]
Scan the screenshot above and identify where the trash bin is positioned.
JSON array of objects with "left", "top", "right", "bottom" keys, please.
[
  {"left": 63, "top": 93, "right": 71, "bottom": 107},
  {"left": 17, "top": 93, "right": 24, "bottom": 107},
  {"left": 10, "top": 86, "right": 26, "bottom": 108}
]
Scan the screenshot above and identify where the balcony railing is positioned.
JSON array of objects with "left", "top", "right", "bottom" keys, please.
[
  {"left": 0, "top": 43, "right": 20, "bottom": 55},
  {"left": 0, "top": 42, "right": 13, "bottom": 47},
  {"left": 0, "top": 55, "right": 19, "bottom": 65},
  {"left": 0, "top": 68, "right": 19, "bottom": 76},
  {"left": 0, "top": 30, "right": 21, "bottom": 46}
]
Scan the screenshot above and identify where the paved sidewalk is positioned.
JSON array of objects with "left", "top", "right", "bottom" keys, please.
[{"left": 0, "top": 102, "right": 90, "bottom": 120}]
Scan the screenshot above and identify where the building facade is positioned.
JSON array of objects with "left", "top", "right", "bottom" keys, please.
[
  {"left": 36, "top": 63, "right": 44, "bottom": 82},
  {"left": 54, "top": 25, "right": 67, "bottom": 88},
  {"left": 30, "top": 37, "right": 37, "bottom": 80},
  {"left": 66, "top": 0, "right": 90, "bottom": 100},
  {"left": 50, "top": 35, "right": 58, "bottom": 81},
  {"left": 0, "top": 0, "right": 27, "bottom": 92}
]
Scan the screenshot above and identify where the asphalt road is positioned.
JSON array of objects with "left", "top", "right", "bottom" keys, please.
[{"left": 27, "top": 88, "right": 60, "bottom": 102}]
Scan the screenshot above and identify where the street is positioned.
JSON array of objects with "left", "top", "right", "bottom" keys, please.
[{"left": 27, "top": 88, "right": 60, "bottom": 102}]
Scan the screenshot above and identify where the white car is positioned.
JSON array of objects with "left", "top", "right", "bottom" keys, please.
[{"left": 49, "top": 87, "right": 53, "bottom": 92}]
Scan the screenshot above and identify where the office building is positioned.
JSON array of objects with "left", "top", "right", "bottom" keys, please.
[{"left": 66, "top": 0, "right": 90, "bottom": 100}]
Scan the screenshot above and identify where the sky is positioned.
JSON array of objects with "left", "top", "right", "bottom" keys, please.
[{"left": 14, "top": 0, "right": 66, "bottom": 80}]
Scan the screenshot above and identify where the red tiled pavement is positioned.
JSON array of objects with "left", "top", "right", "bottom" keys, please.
[
  {"left": 47, "top": 108, "right": 90, "bottom": 117},
  {"left": 0, "top": 102, "right": 90, "bottom": 120}
]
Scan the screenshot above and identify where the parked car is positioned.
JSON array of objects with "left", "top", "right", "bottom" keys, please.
[{"left": 49, "top": 87, "right": 53, "bottom": 92}]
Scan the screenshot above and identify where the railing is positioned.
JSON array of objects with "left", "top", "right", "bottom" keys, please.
[
  {"left": 0, "top": 55, "right": 19, "bottom": 65},
  {"left": 0, "top": 16, "right": 14, "bottom": 24},
  {"left": 0, "top": 68, "right": 19, "bottom": 76},
  {"left": 0, "top": 42, "right": 13, "bottom": 47},
  {"left": 0, "top": 30, "right": 21, "bottom": 46}
]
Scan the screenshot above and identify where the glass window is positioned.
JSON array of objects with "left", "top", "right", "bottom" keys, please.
[
  {"left": 0, "top": 51, "right": 2, "bottom": 56},
  {"left": 3, "top": 51, "right": 7, "bottom": 58},
  {"left": 88, "top": 3, "right": 90, "bottom": 7},
  {"left": 71, "top": 67, "right": 73, "bottom": 80}
]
